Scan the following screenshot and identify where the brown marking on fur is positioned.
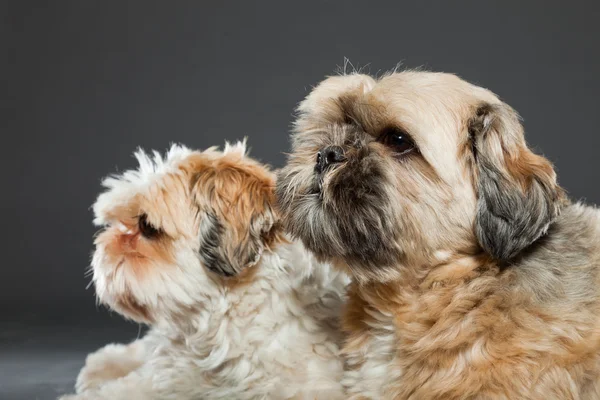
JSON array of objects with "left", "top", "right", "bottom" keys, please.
[
  {"left": 187, "top": 152, "right": 276, "bottom": 221},
  {"left": 342, "top": 282, "right": 372, "bottom": 337},
  {"left": 114, "top": 288, "right": 154, "bottom": 323},
  {"left": 96, "top": 224, "right": 176, "bottom": 281},
  {"left": 295, "top": 77, "right": 372, "bottom": 131},
  {"left": 221, "top": 262, "right": 261, "bottom": 289},
  {"left": 133, "top": 234, "right": 176, "bottom": 270},
  {"left": 506, "top": 144, "right": 566, "bottom": 199},
  {"left": 337, "top": 92, "right": 394, "bottom": 137}
]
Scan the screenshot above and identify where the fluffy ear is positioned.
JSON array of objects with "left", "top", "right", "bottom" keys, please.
[
  {"left": 469, "top": 103, "right": 566, "bottom": 262},
  {"left": 194, "top": 168, "right": 281, "bottom": 277}
]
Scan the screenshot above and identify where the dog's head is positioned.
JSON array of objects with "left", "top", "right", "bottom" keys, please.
[
  {"left": 276, "top": 71, "right": 566, "bottom": 281},
  {"left": 92, "top": 142, "right": 281, "bottom": 323}
]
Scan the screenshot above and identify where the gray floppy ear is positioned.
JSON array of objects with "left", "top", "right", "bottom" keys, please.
[
  {"left": 470, "top": 103, "right": 566, "bottom": 261},
  {"left": 197, "top": 204, "right": 279, "bottom": 278}
]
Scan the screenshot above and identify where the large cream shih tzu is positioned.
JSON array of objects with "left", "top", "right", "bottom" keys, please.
[
  {"left": 276, "top": 71, "right": 600, "bottom": 399},
  {"left": 60, "top": 142, "right": 347, "bottom": 400}
]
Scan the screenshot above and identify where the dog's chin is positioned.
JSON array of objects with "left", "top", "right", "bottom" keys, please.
[
  {"left": 279, "top": 171, "right": 402, "bottom": 274},
  {"left": 97, "top": 281, "right": 155, "bottom": 324},
  {"left": 92, "top": 258, "right": 156, "bottom": 324},
  {"left": 107, "top": 293, "right": 154, "bottom": 324}
]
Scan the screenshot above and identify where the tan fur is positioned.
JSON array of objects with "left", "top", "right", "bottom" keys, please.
[
  {"left": 344, "top": 256, "right": 600, "bottom": 399},
  {"left": 278, "top": 71, "right": 600, "bottom": 399}
]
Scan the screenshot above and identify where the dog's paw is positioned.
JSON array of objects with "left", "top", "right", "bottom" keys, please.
[{"left": 75, "top": 342, "right": 145, "bottom": 393}]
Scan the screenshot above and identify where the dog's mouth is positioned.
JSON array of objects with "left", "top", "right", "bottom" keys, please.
[{"left": 310, "top": 164, "right": 344, "bottom": 197}]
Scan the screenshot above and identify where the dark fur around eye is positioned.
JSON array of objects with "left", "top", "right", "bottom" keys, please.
[
  {"left": 378, "top": 127, "right": 415, "bottom": 155},
  {"left": 138, "top": 214, "right": 161, "bottom": 239}
]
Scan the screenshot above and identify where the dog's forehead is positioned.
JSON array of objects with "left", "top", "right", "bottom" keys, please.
[
  {"left": 368, "top": 72, "right": 485, "bottom": 125},
  {"left": 316, "top": 71, "right": 498, "bottom": 118},
  {"left": 93, "top": 141, "right": 270, "bottom": 226},
  {"left": 372, "top": 73, "right": 471, "bottom": 147},
  {"left": 378, "top": 71, "right": 497, "bottom": 100},
  {"left": 302, "top": 72, "right": 497, "bottom": 134},
  {"left": 92, "top": 145, "right": 210, "bottom": 224},
  {"left": 92, "top": 156, "right": 193, "bottom": 227}
]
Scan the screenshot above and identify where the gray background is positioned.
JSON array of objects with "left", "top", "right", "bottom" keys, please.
[{"left": 3, "top": 1, "right": 600, "bottom": 399}]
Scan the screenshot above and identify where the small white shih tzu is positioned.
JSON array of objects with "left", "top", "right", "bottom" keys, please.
[{"left": 60, "top": 142, "right": 347, "bottom": 400}]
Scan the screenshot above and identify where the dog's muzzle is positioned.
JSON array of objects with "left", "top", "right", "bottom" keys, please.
[{"left": 314, "top": 146, "right": 345, "bottom": 175}]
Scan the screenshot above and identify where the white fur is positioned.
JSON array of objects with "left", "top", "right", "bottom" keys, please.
[
  {"left": 342, "top": 306, "right": 399, "bottom": 399},
  {"left": 63, "top": 244, "right": 348, "bottom": 400}
]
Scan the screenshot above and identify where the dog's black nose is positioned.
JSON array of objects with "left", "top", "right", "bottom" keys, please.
[{"left": 315, "top": 146, "right": 345, "bottom": 174}]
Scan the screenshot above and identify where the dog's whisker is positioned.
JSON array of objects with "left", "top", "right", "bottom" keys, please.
[{"left": 85, "top": 278, "right": 94, "bottom": 290}]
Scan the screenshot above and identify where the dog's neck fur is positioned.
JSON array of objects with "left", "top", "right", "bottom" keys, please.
[
  {"left": 342, "top": 251, "right": 515, "bottom": 398},
  {"left": 158, "top": 240, "right": 342, "bottom": 335},
  {"left": 148, "top": 240, "right": 347, "bottom": 398},
  {"left": 347, "top": 250, "right": 498, "bottom": 314}
]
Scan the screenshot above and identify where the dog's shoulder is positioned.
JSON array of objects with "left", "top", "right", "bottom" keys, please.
[{"left": 514, "top": 202, "right": 600, "bottom": 304}]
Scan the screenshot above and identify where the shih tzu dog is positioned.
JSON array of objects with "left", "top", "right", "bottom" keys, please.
[
  {"left": 60, "top": 142, "right": 347, "bottom": 400},
  {"left": 276, "top": 71, "right": 600, "bottom": 399}
]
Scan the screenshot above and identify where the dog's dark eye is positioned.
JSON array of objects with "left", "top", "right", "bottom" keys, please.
[
  {"left": 379, "top": 128, "right": 415, "bottom": 155},
  {"left": 138, "top": 214, "right": 160, "bottom": 239}
]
